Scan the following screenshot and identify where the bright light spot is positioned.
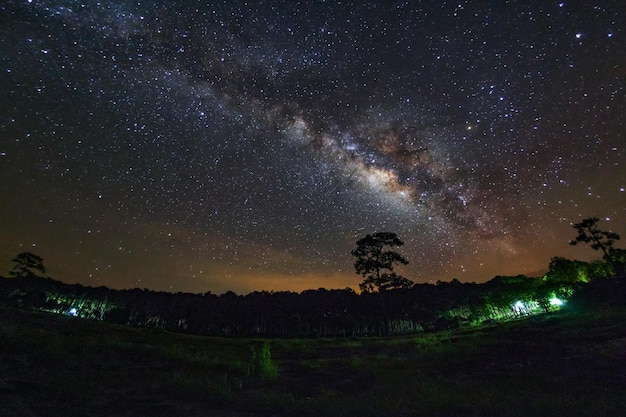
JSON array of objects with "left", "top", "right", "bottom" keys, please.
[
  {"left": 550, "top": 297, "right": 564, "bottom": 306},
  {"left": 515, "top": 301, "right": 524, "bottom": 308},
  {"left": 575, "top": 33, "right": 582, "bottom": 39},
  {"left": 68, "top": 308, "right": 78, "bottom": 316}
]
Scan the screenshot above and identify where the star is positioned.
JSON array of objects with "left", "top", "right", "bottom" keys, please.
[{"left": 0, "top": 1, "right": 623, "bottom": 294}]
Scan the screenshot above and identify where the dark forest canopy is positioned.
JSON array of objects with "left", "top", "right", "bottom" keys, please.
[
  {"left": 2, "top": 220, "right": 624, "bottom": 337},
  {"left": 1, "top": 253, "right": 622, "bottom": 338}
]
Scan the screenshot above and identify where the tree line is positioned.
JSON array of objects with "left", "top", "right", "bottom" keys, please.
[{"left": 1, "top": 217, "right": 624, "bottom": 337}]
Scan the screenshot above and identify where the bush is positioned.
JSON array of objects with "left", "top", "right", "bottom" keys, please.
[{"left": 251, "top": 342, "right": 279, "bottom": 382}]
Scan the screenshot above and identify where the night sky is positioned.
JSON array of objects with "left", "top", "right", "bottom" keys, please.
[{"left": 1, "top": 1, "right": 624, "bottom": 294}]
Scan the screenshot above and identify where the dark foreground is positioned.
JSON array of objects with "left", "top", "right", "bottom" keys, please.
[{"left": 1, "top": 305, "right": 626, "bottom": 417}]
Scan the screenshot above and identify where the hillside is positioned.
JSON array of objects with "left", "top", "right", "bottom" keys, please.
[{"left": 2, "top": 305, "right": 626, "bottom": 416}]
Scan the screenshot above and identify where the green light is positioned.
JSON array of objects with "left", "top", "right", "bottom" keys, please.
[{"left": 549, "top": 297, "right": 564, "bottom": 306}]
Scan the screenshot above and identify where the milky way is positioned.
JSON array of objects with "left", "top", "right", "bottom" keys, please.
[{"left": 1, "top": 1, "right": 625, "bottom": 293}]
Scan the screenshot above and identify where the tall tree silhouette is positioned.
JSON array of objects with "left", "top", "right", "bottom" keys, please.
[
  {"left": 9, "top": 252, "right": 46, "bottom": 278},
  {"left": 352, "top": 232, "right": 413, "bottom": 293},
  {"left": 570, "top": 217, "right": 621, "bottom": 272}
]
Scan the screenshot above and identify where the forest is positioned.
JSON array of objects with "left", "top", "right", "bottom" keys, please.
[{"left": 1, "top": 218, "right": 624, "bottom": 338}]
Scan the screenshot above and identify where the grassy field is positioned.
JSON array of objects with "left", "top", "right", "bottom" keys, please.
[{"left": 1, "top": 305, "right": 626, "bottom": 417}]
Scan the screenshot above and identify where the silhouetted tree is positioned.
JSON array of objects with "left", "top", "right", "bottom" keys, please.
[
  {"left": 352, "top": 232, "right": 413, "bottom": 293},
  {"left": 9, "top": 252, "right": 46, "bottom": 278},
  {"left": 570, "top": 217, "right": 621, "bottom": 272}
]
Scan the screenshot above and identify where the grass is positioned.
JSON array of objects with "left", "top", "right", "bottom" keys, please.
[{"left": 1, "top": 305, "right": 626, "bottom": 416}]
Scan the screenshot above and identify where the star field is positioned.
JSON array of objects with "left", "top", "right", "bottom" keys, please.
[{"left": 1, "top": 1, "right": 624, "bottom": 294}]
